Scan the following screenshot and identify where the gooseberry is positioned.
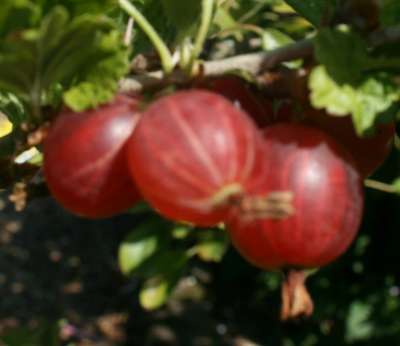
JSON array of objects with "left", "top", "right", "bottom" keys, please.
[
  {"left": 127, "top": 89, "right": 272, "bottom": 226},
  {"left": 44, "top": 95, "right": 142, "bottom": 218},
  {"left": 227, "top": 123, "right": 364, "bottom": 319}
]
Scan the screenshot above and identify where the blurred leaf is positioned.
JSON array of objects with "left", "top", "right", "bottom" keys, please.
[
  {"left": 261, "top": 28, "right": 301, "bottom": 68},
  {"left": 160, "top": 0, "right": 202, "bottom": 44},
  {"left": 213, "top": 6, "right": 239, "bottom": 33},
  {"left": 309, "top": 65, "right": 399, "bottom": 134},
  {"left": 62, "top": 30, "right": 130, "bottom": 111},
  {"left": 14, "top": 147, "right": 42, "bottom": 165},
  {"left": 194, "top": 229, "right": 229, "bottom": 262},
  {"left": 0, "top": 322, "right": 60, "bottom": 346},
  {"left": 172, "top": 224, "right": 192, "bottom": 239},
  {"left": 0, "top": 326, "right": 34, "bottom": 345},
  {"left": 0, "top": 133, "right": 16, "bottom": 158},
  {"left": 284, "top": 0, "right": 336, "bottom": 27},
  {"left": 314, "top": 29, "right": 369, "bottom": 85},
  {"left": 118, "top": 218, "right": 170, "bottom": 276},
  {"left": 391, "top": 178, "right": 400, "bottom": 194},
  {"left": 262, "top": 28, "right": 294, "bottom": 50},
  {"left": 315, "top": 28, "right": 400, "bottom": 86},
  {"left": 0, "top": 93, "right": 27, "bottom": 126},
  {"left": 0, "top": 0, "right": 39, "bottom": 38},
  {"left": 132, "top": 0, "right": 176, "bottom": 52},
  {"left": 346, "top": 301, "right": 374, "bottom": 342},
  {"left": 136, "top": 249, "right": 188, "bottom": 278},
  {"left": 139, "top": 250, "right": 188, "bottom": 310},
  {"left": 380, "top": 0, "right": 400, "bottom": 27},
  {"left": 139, "top": 275, "right": 172, "bottom": 310},
  {"left": 0, "top": 112, "right": 12, "bottom": 138},
  {"left": 0, "top": 6, "right": 128, "bottom": 115},
  {"left": 128, "top": 201, "right": 152, "bottom": 214},
  {"left": 394, "top": 132, "right": 400, "bottom": 151}
]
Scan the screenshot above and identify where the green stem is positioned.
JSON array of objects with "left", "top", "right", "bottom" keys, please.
[
  {"left": 364, "top": 179, "right": 397, "bottom": 194},
  {"left": 119, "top": 0, "right": 174, "bottom": 74},
  {"left": 190, "top": 0, "right": 215, "bottom": 70},
  {"left": 179, "top": 39, "right": 193, "bottom": 70}
]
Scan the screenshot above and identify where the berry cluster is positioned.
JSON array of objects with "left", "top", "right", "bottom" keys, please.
[{"left": 43, "top": 77, "right": 393, "bottom": 319}]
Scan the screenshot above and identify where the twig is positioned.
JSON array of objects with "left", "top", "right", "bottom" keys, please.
[
  {"left": 124, "top": 18, "right": 134, "bottom": 46},
  {"left": 119, "top": 39, "right": 313, "bottom": 92},
  {"left": 120, "top": 25, "right": 400, "bottom": 93}
]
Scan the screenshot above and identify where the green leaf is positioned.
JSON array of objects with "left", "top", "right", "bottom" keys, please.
[
  {"left": 309, "top": 65, "right": 399, "bottom": 134},
  {"left": 314, "top": 29, "right": 371, "bottom": 85},
  {"left": 394, "top": 132, "right": 400, "bottom": 151},
  {"left": 0, "top": 322, "right": 60, "bottom": 346},
  {"left": 171, "top": 225, "right": 192, "bottom": 239},
  {"left": 0, "top": 132, "right": 16, "bottom": 158},
  {"left": 350, "top": 77, "right": 399, "bottom": 134},
  {"left": 380, "top": 0, "right": 400, "bottom": 27},
  {"left": 62, "top": 29, "right": 130, "bottom": 111},
  {"left": 391, "top": 178, "right": 400, "bottom": 194},
  {"left": 160, "top": 0, "right": 202, "bottom": 43},
  {"left": 0, "top": 113, "right": 12, "bottom": 138},
  {"left": 132, "top": 0, "right": 176, "bottom": 52},
  {"left": 194, "top": 229, "right": 229, "bottom": 262},
  {"left": 0, "top": 0, "right": 39, "bottom": 38},
  {"left": 138, "top": 250, "right": 188, "bottom": 310},
  {"left": 315, "top": 28, "right": 400, "bottom": 86},
  {"left": 136, "top": 249, "right": 188, "bottom": 278},
  {"left": 139, "top": 275, "right": 172, "bottom": 310},
  {"left": 0, "top": 6, "right": 129, "bottom": 116},
  {"left": 284, "top": 0, "right": 336, "bottom": 27},
  {"left": 118, "top": 218, "right": 170, "bottom": 276},
  {"left": 346, "top": 301, "right": 374, "bottom": 342},
  {"left": 213, "top": 6, "right": 238, "bottom": 33},
  {"left": 0, "top": 93, "right": 27, "bottom": 126}
]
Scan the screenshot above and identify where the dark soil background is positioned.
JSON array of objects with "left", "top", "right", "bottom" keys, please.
[{"left": 0, "top": 150, "right": 400, "bottom": 346}]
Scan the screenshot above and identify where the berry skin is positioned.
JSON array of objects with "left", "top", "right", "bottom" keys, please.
[
  {"left": 44, "top": 95, "right": 141, "bottom": 218},
  {"left": 226, "top": 123, "right": 364, "bottom": 320},
  {"left": 127, "top": 89, "right": 268, "bottom": 226},
  {"left": 199, "top": 76, "right": 274, "bottom": 127},
  {"left": 227, "top": 123, "right": 364, "bottom": 270}
]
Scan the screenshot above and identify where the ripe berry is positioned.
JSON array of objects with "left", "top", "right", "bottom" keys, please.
[
  {"left": 44, "top": 95, "right": 141, "bottom": 218},
  {"left": 127, "top": 89, "right": 269, "bottom": 226},
  {"left": 227, "top": 123, "right": 364, "bottom": 319},
  {"left": 305, "top": 108, "right": 394, "bottom": 177},
  {"left": 199, "top": 76, "right": 274, "bottom": 127}
]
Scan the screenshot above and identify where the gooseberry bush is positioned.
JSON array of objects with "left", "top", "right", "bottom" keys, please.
[{"left": 1, "top": 0, "right": 400, "bottom": 343}]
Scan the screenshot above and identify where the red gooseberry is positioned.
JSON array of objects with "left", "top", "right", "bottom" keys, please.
[
  {"left": 127, "top": 89, "right": 277, "bottom": 227},
  {"left": 198, "top": 75, "right": 274, "bottom": 127},
  {"left": 227, "top": 123, "right": 364, "bottom": 319},
  {"left": 305, "top": 108, "right": 394, "bottom": 177},
  {"left": 44, "top": 94, "right": 142, "bottom": 218}
]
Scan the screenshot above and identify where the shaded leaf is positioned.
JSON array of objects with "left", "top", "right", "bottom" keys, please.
[
  {"left": 380, "top": 0, "right": 400, "bottom": 27},
  {"left": 194, "top": 229, "right": 229, "bottom": 262},
  {"left": 315, "top": 29, "right": 370, "bottom": 85},
  {"left": 284, "top": 0, "right": 336, "bottom": 27},
  {"left": 118, "top": 218, "right": 170, "bottom": 276},
  {"left": 346, "top": 301, "right": 373, "bottom": 342},
  {"left": 0, "top": 112, "right": 13, "bottom": 138},
  {"left": 0, "top": 92, "right": 27, "bottom": 126},
  {"left": 0, "top": 6, "right": 128, "bottom": 115},
  {"left": 391, "top": 178, "right": 400, "bottom": 194},
  {"left": 160, "top": 0, "right": 202, "bottom": 43},
  {"left": 139, "top": 275, "right": 172, "bottom": 310},
  {"left": 138, "top": 250, "right": 188, "bottom": 310}
]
